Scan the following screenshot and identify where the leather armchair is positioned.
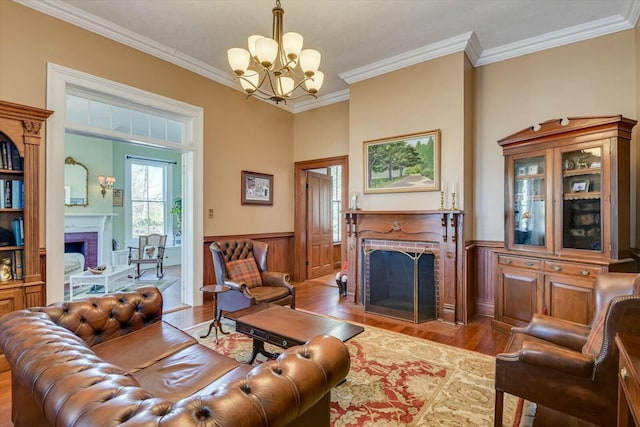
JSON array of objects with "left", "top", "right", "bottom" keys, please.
[
  {"left": 210, "top": 239, "right": 295, "bottom": 320},
  {"left": 494, "top": 272, "right": 640, "bottom": 427}
]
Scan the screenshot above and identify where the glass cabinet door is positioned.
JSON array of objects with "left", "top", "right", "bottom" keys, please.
[
  {"left": 561, "top": 147, "right": 602, "bottom": 252},
  {"left": 513, "top": 156, "right": 546, "bottom": 247}
]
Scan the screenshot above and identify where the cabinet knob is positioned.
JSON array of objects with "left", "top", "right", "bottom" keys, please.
[
  {"left": 621, "top": 367, "right": 629, "bottom": 380},
  {"left": 526, "top": 262, "right": 534, "bottom": 267},
  {"left": 580, "top": 270, "right": 590, "bottom": 276},
  {"left": 553, "top": 266, "right": 562, "bottom": 272},
  {"left": 504, "top": 259, "right": 512, "bottom": 265}
]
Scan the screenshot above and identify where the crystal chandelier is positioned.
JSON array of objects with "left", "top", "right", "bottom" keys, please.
[{"left": 227, "top": 0, "right": 324, "bottom": 104}]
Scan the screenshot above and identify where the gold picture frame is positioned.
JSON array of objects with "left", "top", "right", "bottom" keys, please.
[{"left": 364, "top": 130, "right": 440, "bottom": 194}]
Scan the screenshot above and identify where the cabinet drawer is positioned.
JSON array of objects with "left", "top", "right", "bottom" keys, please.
[
  {"left": 543, "top": 261, "right": 602, "bottom": 278},
  {"left": 619, "top": 347, "right": 640, "bottom": 423},
  {"left": 498, "top": 255, "right": 541, "bottom": 270}
]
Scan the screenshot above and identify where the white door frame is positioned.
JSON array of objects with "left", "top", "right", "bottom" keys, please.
[{"left": 46, "top": 63, "right": 204, "bottom": 307}]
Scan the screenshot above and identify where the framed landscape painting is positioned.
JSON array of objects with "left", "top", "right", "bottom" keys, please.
[{"left": 364, "top": 130, "right": 440, "bottom": 193}]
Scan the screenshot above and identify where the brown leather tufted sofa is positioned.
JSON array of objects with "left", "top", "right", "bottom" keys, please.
[{"left": 0, "top": 286, "right": 350, "bottom": 427}]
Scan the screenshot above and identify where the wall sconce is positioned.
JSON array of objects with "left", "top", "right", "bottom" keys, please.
[{"left": 98, "top": 175, "right": 115, "bottom": 197}]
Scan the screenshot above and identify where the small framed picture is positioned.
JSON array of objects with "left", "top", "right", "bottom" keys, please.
[
  {"left": 571, "top": 180, "right": 589, "bottom": 193},
  {"left": 112, "top": 188, "right": 123, "bottom": 207},
  {"left": 517, "top": 166, "right": 527, "bottom": 176},
  {"left": 527, "top": 165, "right": 538, "bottom": 175},
  {"left": 241, "top": 170, "right": 273, "bottom": 205}
]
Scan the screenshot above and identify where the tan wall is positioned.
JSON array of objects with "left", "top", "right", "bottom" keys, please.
[
  {"left": 474, "top": 29, "right": 638, "bottom": 242},
  {"left": 293, "top": 101, "right": 349, "bottom": 162},
  {"left": 0, "top": 1, "right": 294, "bottom": 243},
  {"left": 349, "top": 52, "right": 467, "bottom": 212},
  {"left": 2, "top": 1, "right": 639, "bottom": 250}
]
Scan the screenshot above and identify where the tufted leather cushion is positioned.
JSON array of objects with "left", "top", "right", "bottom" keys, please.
[
  {"left": 216, "top": 240, "right": 256, "bottom": 263},
  {"left": 226, "top": 257, "right": 262, "bottom": 288},
  {"left": 33, "top": 286, "right": 163, "bottom": 347}
]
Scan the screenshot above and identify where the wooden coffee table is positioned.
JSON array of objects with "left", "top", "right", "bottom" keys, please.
[{"left": 226, "top": 304, "right": 364, "bottom": 363}]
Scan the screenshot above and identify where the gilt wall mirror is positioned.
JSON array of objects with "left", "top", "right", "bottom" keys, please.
[{"left": 64, "top": 156, "right": 88, "bottom": 206}]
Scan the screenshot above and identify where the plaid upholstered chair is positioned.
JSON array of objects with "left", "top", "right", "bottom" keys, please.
[
  {"left": 494, "top": 272, "right": 640, "bottom": 427},
  {"left": 210, "top": 239, "right": 295, "bottom": 323}
]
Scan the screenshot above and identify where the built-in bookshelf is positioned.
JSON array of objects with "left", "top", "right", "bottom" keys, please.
[{"left": 0, "top": 100, "right": 53, "bottom": 372}]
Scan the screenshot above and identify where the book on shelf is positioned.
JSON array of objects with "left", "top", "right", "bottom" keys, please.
[
  {"left": 0, "top": 180, "right": 24, "bottom": 208},
  {"left": 1, "top": 142, "right": 7, "bottom": 170},
  {"left": 11, "top": 217, "right": 23, "bottom": 247},
  {"left": 12, "top": 249, "right": 23, "bottom": 280},
  {"left": 4, "top": 179, "right": 10, "bottom": 208},
  {"left": 10, "top": 145, "right": 22, "bottom": 171},
  {"left": 0, "top": 141, "right": 22, "bottom": 171},
  {"left": 11, "top": 180, "right": 21, "bottom": 209}
]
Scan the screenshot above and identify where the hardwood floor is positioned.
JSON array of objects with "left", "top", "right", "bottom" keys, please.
[{"left": 0, "top": 272, "right": 598, "bottom": 427}]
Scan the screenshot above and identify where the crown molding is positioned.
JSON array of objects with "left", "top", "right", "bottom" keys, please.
[
  {"left": 624, "top": 0, "right": 640, "bottom": 27},
  {"left": 476, "top": 14, "right": 635, "bottom": 66},
  {"left": 16, "top": 0, "right": 640, "bottom": 113},
  {"left": 291, "top": 90, "right": 350, "bottom": 114},
  {"left": 15, "top": 0, "right": 238, "bottom": 89},
  {"left": 339, "top": 32, "right": 474, "bottom": 84}
]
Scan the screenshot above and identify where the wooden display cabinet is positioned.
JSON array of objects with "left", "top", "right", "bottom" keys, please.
[
  {"left": 494, "top": 116, "right": 637, "bottom": 332},
  {"left": 0, "top": 100, "right": 52, "bottom": 371}
]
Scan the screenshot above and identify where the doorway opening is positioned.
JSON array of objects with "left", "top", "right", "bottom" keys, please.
[
  {"left": 293, "top": 156, "right": 348, "bottom": 283},
  {"left": 46, "top": 63, "right": 204, "bottom": 308}
]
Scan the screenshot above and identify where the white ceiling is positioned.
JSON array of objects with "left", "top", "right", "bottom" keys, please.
[{"left": 17, "top": 0, "right": 640, "bottom": 112}]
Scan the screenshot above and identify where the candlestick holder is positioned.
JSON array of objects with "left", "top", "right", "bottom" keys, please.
[
  {"left": 439, "top": 191, "right": 445, "bottom": 210},
  {"left": 450, "top": 192, "right": 457, "bottom": 210}
]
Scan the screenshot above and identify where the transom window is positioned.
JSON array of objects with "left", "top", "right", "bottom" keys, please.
[{"left": 66, "top": 92, "right": 185, "bottom": 144}]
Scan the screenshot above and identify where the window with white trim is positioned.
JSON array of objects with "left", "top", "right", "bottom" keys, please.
[
  {"left": 126, "top": 157, "right": 171, "bottom": 243},
  {"left": 330, "top": 165, "right": 342, "bottom": 242}
]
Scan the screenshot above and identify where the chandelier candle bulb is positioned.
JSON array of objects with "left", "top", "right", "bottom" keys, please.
[
  {"left": 300, "top": 49, "right": 321, "bottom": 76},
  {"left": 256, "top": 37, "right": 278, "bottom": 67},
  {"left": 282, "top": 32, "right": 303, "bottom": 60},
  {"left": 304, "top": 71, "right": 324, "bottom": 93},
  {"left": 227, "top": 48, "right": 250, "bottom": 74}
]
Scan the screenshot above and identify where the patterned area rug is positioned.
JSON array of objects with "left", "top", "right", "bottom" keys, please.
[{"left": 185, "top": 318, "right": 533, "bottom": 427}]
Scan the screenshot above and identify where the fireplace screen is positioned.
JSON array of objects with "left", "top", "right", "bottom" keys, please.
[{"left": 365, "top": 249, "right": 436, "bottom": 323}]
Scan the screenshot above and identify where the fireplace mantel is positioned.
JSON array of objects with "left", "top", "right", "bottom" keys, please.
[
  {"left": 344, "top": 210, "right": 466, "bottom": 324},
  {"left": 64, "top": 213, "right": 117, "bottom": 266}
]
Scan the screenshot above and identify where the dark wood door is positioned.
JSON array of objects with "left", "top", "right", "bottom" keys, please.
[{"left": 306, "top": 171, "right": 333, "bottom": 279}]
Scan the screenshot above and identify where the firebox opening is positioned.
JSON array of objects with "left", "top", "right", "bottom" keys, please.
[{"left": 365, "top": 249, "right": 436, "bottom": 323}]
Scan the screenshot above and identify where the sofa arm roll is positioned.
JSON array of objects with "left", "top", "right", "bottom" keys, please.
[{"left": 129, "top": 335, "right": 351, "bottom": 427}]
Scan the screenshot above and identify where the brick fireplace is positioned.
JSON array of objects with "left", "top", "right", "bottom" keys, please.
[{"left": 345, "top": 210, "right": 465, "bottom": 324}]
